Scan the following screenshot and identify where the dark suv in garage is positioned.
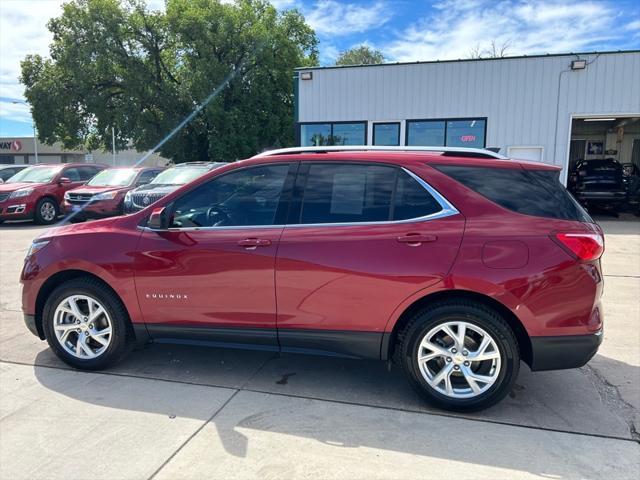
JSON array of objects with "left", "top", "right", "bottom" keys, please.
[{"left": 569, "top": 158, "right": 626, "bottom": 210}]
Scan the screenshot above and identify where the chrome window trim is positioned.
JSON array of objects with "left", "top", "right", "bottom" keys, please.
[
  {"left": 142, "top": 167, "right": 459, "bottom": 232},
  {"left": 286, "top": 167, "right": 458, "bottom": 228}
]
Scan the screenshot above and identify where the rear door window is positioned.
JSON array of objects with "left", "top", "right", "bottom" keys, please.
[
  {"left": 393, "top": 170, "right": 443, "bottom": 220},
  {"left": 299, "top": 164, "right": 443, "bottom": 224},
  {"left": 435, "top": 165, "right": 592, "bottom": 222}
]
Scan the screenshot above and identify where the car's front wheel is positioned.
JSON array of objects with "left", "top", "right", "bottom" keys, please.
[
  {"left": 396, "top": 300, "right": 520, "bottom": 412},
  {"left": 42, "top": 278, "right": 131, "bottom": 370},
  {"left": 34, "top": 197, "right": 59, "bottom": 225}
]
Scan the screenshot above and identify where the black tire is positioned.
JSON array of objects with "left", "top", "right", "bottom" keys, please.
[
  {"left": 34, "top": 197, "right": 59, "bottom": 225},
  {"left": 42, "top": 278, "right": 132, "bottom": 370},
  {"left": 396, "top": 300, "right": 520, "bottom": 412}
]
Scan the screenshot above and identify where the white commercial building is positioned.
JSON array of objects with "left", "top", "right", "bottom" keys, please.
[{"left": 294, "top": 50, "right": 640, "bottom": 182}]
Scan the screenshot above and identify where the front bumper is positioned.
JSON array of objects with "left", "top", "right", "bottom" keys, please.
[
  {"left": 0, "top": 201, "right": 34, "bottom": 220},
  {"left": 529, "top": 330, "right": 603, "bottom": 371},
  {"left": 63, "top": 199, "right": 122, "bottom": 218}
]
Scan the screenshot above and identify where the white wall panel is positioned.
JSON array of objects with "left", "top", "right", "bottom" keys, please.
[{"left": 297, "top": 52, "right": 640, "bottom": 175}]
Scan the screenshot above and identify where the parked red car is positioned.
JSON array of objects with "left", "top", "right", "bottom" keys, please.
[
  {"left": 63, "top": 167, "right": 164, "bottom": 220},
  {"left": 20, "top": 148, "right": 604, "bottom": 411},
  {"left": 0, "top": 163, "right": 105, "bottom": 224}
]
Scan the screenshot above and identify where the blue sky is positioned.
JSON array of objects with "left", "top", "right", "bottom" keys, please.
[{"left": 1, "top": 0, "right": 639, "bottom": 137}]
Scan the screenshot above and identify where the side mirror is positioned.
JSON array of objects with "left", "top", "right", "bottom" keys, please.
[
  {"left": 147, "top": 207, "right": 171, "bottom": 230},
  {"left": 58, "top": 177, "right": 72, "bottom": 184}
]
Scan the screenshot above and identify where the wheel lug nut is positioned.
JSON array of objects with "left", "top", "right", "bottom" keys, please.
[
  {"left": 451, "top": 348, "right": 457, "bottom": 354},
  {"left": 462, "top": 350, "right": 468, "bottom": 356},
  {"left": 88, "top": 324, "right": 94, "bottom": 329},
  {"left": 75, "top": 319, "right": 80, "bottom": 324},
  {"left": 464, "top": 361, "right": 470, "bottom": 366},
  {"left": 454, "top": 365, "right": 460, "bottom": 370},
  {"left": 446, "top": 357, "right": 452, "bottom": 363},
  {"left": 76, "top": 329, "right": 81, "bottom": 333}
]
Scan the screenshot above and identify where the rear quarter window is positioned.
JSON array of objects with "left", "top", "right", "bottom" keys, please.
[{"left": 434, "top": 164, "right": 592, "bottom": 222}]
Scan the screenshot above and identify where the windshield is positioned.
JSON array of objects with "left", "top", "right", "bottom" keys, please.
[
  {"left": 6, "top": 166, "right": 61, "bottom": 184},
  {"left": 150, "top": 166, "right": 208, "bottom": 185},
  {"left": 88, "top": 169, "right": 137, "bottom": 187}
]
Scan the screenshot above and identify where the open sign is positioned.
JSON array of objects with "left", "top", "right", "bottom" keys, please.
[{"left": 460, "top": 135, "right": 476, "bottom": 142}]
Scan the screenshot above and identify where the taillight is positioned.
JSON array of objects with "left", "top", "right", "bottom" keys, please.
[{"left": 555, "top": 232, "right": 604, "bottom": 261}]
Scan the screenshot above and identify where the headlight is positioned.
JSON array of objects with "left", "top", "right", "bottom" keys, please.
[
  {"left": 26, "top": 240, "right": 50, "bottom": 258},
  {"left": 124, "top": 191, "right": 132, "bottom": 204},
  {"left": 93, "top": 191, "right": 117, "bottom": 201},
  {"left": 10, "top": 188, "right": 34, "bottom": 198},
  {"left": 64, "top": 192, "right": 71, "bottom": 200}
]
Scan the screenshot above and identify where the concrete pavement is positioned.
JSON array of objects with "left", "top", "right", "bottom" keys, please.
[{"left": 0, "top": 216, "right": 638, "bottom": 479}]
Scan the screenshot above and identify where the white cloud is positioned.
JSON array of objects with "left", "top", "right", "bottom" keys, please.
[
  {"left": 270, "top": 0, "right": 298, "bottom": 8},
  {"left": 625, "top": 19, "right": 640, "bottom": 32},
  {"left": 305, "top": 0, "right": 390, "bottom": 36},
  {"left": 0, "top": 0, "right": 64, "bottom": 125},
  {"left": 0, "top": 100, "right": 32, "bottom": 124},
  {"left": 384, "top": 0, "right": 633, "bottom": 62}
]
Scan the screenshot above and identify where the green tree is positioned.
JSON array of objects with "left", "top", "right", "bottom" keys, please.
[
  {"left": 334, "top": 45, "right": 384, "bottom": 66},
  {"left": 20, "top": 0, "right": 318, "bottom": 162}
]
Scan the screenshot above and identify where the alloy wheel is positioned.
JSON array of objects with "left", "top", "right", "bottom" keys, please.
[
  {"left": 417, "top": 321, "right": 501, "bottom": 399},
  {"left": 53, "top": 294, "right": 112, "bottom": 359},
  {"left": 40, "top": 201, "right": 56, "bottom": 221}
]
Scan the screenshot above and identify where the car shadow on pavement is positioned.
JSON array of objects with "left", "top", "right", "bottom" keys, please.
[
  {"left": 32, "top": 345, "right": 638, "bottom": 432},
  {"left": 30, "top": 348, "right": 638, "bottom": 479}
]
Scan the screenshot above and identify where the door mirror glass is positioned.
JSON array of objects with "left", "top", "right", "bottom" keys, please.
[
  {"left": 58, "top": 177, "right": 71, "bottom": 184},
  {"left": 148, "top": 207, "right": 170, "bottom": 230}
]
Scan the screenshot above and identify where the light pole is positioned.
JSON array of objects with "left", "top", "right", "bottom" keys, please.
[
  {"left": 12, "top": 100, "right": 38, "bottom": 164},
  {"left": 112, "top": 126, "right": 116, "bottom": 165}
]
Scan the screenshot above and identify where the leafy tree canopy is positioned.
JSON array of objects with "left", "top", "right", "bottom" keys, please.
[
  {"left": 334, "top": 45, "right": 384, "bottom": 66},
  {"left": 21, "top": 0, "right": 318, "bottom": 162}
]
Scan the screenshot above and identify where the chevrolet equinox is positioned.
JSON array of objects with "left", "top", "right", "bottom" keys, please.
[{"left": 21, "top": 147, "right": 604, "bottom": 411}]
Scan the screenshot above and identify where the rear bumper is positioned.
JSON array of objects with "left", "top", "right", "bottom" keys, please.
[
  {"left": 529, "top": 330, "right": 603, "bottom": 371},
  {"left": 575, "top": 191, "right": 626, "bottom": 202}
]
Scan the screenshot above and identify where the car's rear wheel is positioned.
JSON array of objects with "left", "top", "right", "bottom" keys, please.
[
  {"left": 42, "top": 278, "right": 131, "bottom": 370},
  {"left": 34, "top": 197, "right": 59, "bottom": 225},
  {"left": 396, "top": 300, "right": 520, "bottom": 412}
]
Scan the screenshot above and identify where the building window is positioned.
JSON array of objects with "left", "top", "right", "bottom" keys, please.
[
  {"left": 406, "top": 118, "right": 486, "bottom": 148},
  {"left": 299, "top": 122, "right": 366, "bottom": 146},
  {"left": 373, "top": 123, "right": 400, "bottom": 146},
  {"left": 300, "top": 123, "right": 332, "bottom": 146},
  {"left": 406, "top": 121, "right": 445, "bottom": 146},
  {"left": 446, "top": 119, "right": 486, "bottom": 148}
]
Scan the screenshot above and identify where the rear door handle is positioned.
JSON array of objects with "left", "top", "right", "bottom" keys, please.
[
  {"left": 396, "top": 234, "right": 438, "bottom": 246},
  {"left": 238, "top": 238, "right": 272, "bottom": 250}
]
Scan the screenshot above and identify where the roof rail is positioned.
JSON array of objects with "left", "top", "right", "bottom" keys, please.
[{"left": 252, "top": 145, "right": 507, "bottom": 159}]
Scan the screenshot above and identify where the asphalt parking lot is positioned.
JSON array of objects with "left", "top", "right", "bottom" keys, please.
[{"left": 0, "top": 217, "right": 638, "bottom": 479}]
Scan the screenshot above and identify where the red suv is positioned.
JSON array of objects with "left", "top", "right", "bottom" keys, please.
[
  {"left": 63, "top": 167, "right": 164, "bottom": 220},
  {"left": 20, "top": 148, "right": 604, "bottom": 411},
  {"left": 0, "top": 163, "right": 105, "bottom": 224}
]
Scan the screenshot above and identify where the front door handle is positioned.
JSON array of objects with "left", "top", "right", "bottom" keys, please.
[
  {"left": 396, "top": 233, "right": 438, "bottom": 246},
  {"left": 238, "top": 238, "right": 272, "bottom": 250}
]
